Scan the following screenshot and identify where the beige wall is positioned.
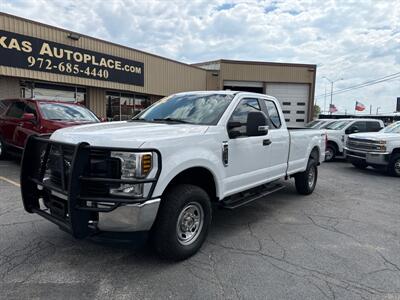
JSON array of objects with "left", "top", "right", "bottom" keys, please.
[
  {"left": 0, "top": 76, "right": 20, "bottom": 99},
  {"left": 0, "top": 13, "right": 207, "bottom": 97}
]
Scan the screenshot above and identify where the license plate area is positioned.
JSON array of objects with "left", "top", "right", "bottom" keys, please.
[{"left": 47, "top": 195, "right": 68, "bottom": 220}]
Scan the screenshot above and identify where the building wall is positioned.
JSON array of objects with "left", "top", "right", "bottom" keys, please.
[
  {"left": 88, "top": 87, "right": 106, "bottom": 117},
  {"left": 0, "top": 76, "right": 20, "bottom": 99},
  {"left": 0, "top": 13, "right": 207, "bottom": 97}
]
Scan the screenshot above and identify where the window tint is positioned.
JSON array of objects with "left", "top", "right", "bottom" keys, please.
[
  {"left": 6, "top": 102, "right": 26, "bottom": 118},
  {"left": 229, "top": 98, "right": 261, "bottom": 135},
  {"left": 0, "top": 100, "right": 11, "bottom": 115},
  {"left": 25, "top": 102, "right": 38, "bottom": 118},
  {"left": 348, "top": 121, "right": 366, "bottom": 132},
  {"left": 264, "top": 100, "right": 281, "bottom": 128},
  {"left": 366, "top": 121, "right": 382, "bottom": 132}
]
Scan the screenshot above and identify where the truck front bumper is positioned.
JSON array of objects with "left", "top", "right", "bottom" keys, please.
[
  {"left": 98, "top": 198, "right": 160, "bottom": 232},
  {"left": 344, "top": 147, "right": 390, "bottom": 166},
  {"left": 20, "top": 136, "right": 162, "bottom": 238}
]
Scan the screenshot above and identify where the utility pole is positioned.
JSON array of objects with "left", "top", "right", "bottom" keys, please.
[
  {"left": 376, "top": 106, "right": 381, "bottom": 115},
  {"left": 370, "top": 105, "right": 372, "bottom": 115},
  {"left": 324, "top": 85, "right": 327, "bottom": 114},
  {"left": 323, "top": 76, "right": 343, "bottom": 115}
]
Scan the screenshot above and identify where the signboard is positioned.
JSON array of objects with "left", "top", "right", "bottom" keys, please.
[
  {"left": 0, "top": 30, "right": 144, "bottom": 86},
  {"left": 397, "top": 97, "right": 400, "bottom": 112}
]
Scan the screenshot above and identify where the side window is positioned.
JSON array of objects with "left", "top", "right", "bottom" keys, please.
[
  {"left": 25, "top": 102, "right": 38, "bottom": 118},
  {"left": 0, "top": 100, "right": 11, "bottom": 115},
  {"left": 6, "top": 102, "right": 26, "bottom": 118},
  {"left": 229, "top": 98, "right": 261, "bottom": 136},
  {"left": 366, "top": 121, "right": 382, "bottom": 132},
  {"left": 264, "top": 100, "right": 281, "bottom": 128},
  {"left": 348, "top": 121, "right": 366, "bottom": 132}
]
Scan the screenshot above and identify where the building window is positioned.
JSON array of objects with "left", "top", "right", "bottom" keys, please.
[
  {"left": 283, "top": 102, "right": 291, "bottom": 105},
  {"left": 285, "top": 119, "right": 290, "bottom": 122},
  {"left": 282, "top": 110, "right": 291, "bottom": 114},
  {"left": 296, "top": 119, "right": 305, "bottom": 122},
  {"left": 297, "top": 102, "right": 306, "bottom": 106},
  {"left": 296, "top": 110, "right": 305, "bottom": 114},
  {"left": 106, "top": 91, "right": 151, "bottom": 121},
  {"left": 20, "top": 81, "right": 86, "bottom": 104}
]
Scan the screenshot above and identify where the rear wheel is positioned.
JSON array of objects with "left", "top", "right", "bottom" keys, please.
[
  {"left": 388, "top": 154, "right": 400, "bottom": 177},
  {"left": 295, "top": 159, "right": 318, "bottom": 195},
  {"left": 325, "top": 145, "right": 336, "bottom": 162},
  {"left": 351, "top": 160, "right": 368, "bottom": 170},
  {"left": 151, "top": 184, "right": 212, "bottom": 261}
]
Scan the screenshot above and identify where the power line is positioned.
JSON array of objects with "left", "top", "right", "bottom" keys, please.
[{"left": 315, "top": 72, "right": 400, "bottom": 99}]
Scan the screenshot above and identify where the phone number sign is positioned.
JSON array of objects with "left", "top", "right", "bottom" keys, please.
[{"left": 0, "top": 30, "right": 144, "bottom": 86}]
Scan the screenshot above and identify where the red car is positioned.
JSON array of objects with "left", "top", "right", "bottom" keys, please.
[{"left": 0, "top": 99, "right": 100, "bottom": 159}]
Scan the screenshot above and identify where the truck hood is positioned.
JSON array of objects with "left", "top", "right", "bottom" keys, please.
[
  {"left": 50, "top": 121, "right": 209, "bottom": 148},
  {"left": 349, "top": 132, "right": 400, "bottom": 141}
]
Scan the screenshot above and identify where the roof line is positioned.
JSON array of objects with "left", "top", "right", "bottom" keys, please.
[
  {"left": 0, "top": 12, "right": 205, "bottom": 72},
  {"left": 193, "top": 59, "right": 317, "bottom": 69}
]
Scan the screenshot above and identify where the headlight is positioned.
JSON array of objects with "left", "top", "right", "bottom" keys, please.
[{"left": 109, "top": 151, "right": 155, "bottom": 197}]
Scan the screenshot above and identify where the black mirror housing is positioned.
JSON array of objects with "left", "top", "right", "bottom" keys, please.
[{"left": 246, "top": 111, "right": 268, "bottom": 136}]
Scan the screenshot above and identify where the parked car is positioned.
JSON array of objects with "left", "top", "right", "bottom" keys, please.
[
  {"left": 20, "top": 91, "right": 326, "bottom": 260},
  {"left": 324, "top": 118, "right": 384, "bottom": 161},
  {"left": 344, "top": 121, "right": 400, "bottom": 176},
  {"left": 0, "top": 99, "right": 100, "bottom": 159},
  {"left": 305, "top": 119, "right": 337, "bottom": 129}
]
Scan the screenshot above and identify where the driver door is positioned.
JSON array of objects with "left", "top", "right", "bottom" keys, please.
[{"left": 224, "top": 98, "right": 271, "bottom": 195}]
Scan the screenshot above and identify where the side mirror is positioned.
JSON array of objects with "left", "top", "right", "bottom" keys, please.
[
  {"left": 22, "top": 113, "right": 36, "bottom": 122},
  {"left": 227, "top": 121, "right": 242, "bottom": 139},
  {"left": 247, "top": 111, "right": 269, "bottom": 136}
]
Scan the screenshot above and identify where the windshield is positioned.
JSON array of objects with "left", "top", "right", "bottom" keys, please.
[
  {"left": 133, "top": 93, "right": 235, "bottom": 125},
  {"left": 326, "top": 120, "right": 352, "bottom": 130},
  {"left": 39, "top": 103, "right": 99, "bottom": 122},
  {"left": 319, "top": 121, "right": 334, "bottom": 129},
  {"left": 305, "top": 120, "right": 320, "bottom": 128},
  {"left": 380, "top": 122, "right": 400, "bottom": 133}
]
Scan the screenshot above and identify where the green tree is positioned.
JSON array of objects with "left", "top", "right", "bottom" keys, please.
[{"left": 314, "top": 105, "right": 321, "bottom": 118}]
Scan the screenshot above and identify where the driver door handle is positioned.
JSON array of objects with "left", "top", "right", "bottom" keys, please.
[{"left": 263, "top": 139, "right": 272, "bottom": 146}]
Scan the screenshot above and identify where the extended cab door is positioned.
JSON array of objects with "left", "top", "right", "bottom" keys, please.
[
  {"left": 224, "top": 98, "right": 272, "bottom": 195},
  {"left": 260, "top": 99, "right": 290, "bottom": 179}
]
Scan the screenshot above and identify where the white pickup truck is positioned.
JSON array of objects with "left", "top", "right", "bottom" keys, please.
[
  {"left": 344, "top": 121, "right": 400, "bottom": 176},
  {"left": 324, "top": 118, "right": 384, "bottom": 161},
  {"left": 21, "top": 91, "right": 326, "bottom": 260}
]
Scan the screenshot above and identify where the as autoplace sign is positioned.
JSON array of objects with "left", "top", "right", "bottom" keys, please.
[{"left": 0, "top": 30, "right": 144, "bottom": 86}]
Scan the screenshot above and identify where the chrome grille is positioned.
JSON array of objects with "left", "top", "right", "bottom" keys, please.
[{"left": 346, "top": 138, "right": 385, "bottom": 152}]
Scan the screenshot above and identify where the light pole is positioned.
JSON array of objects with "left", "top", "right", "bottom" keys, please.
[
  {"left": 323, "top": 76, "right": 343, "bottom": 115},
  {"left": 376, "top": 106, "right": 381, "bottom": 115}
]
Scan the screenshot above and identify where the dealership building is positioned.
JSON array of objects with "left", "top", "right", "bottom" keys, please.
[{"left": 0, "top": 13, "right": 316, "bottom": 125}]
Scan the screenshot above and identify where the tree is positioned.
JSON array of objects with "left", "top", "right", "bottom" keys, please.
[{"left": 314, "top": 105, "right": 321, "bottom": 118}]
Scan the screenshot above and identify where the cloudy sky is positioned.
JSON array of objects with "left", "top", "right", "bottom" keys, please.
[{"left": 1, "top": 0, "right": 399, "bottom": 114}]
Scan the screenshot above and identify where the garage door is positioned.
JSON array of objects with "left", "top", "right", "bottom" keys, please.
[{"left": 265, "top": 83, "right": 310, "bottom": 127}]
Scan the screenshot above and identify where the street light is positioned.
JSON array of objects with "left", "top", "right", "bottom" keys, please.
[{"left": 323, "top": 76, "right": 343, "bottom": 115}]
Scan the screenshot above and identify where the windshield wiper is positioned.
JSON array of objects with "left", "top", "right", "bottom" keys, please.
[{"left": 152, "top": 118, "right": 190, "bottom": 124}]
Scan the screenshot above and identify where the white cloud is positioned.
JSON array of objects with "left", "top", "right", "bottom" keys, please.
[{"left": 1, "top": 0, "right": 399, "bottom": 114}]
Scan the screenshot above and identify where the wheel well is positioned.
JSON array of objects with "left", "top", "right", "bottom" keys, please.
[
  {"left": 327, "top": 141, "right": 338, "bottom": 152},
  {"left": 165, "top": 167, "right": 217, "bottom": 201},
  {"left": 310, "top": 147, "right": 320, "bottom": 164}
]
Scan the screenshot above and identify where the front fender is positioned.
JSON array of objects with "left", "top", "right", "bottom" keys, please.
[{"left": 152, "top": 147, "right": 224, "bottom": 199}]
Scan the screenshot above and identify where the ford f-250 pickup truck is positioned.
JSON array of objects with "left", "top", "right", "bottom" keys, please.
[
  {"left": 20, "top": 91, "right": 326, "bottom": 260},
  {"left": 344, "top": 121, "right": 400, "bottom": 176}
]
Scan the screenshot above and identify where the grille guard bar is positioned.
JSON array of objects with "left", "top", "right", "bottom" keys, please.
[{"left": 20, "top": 135, "right": 162, "bottom": 238}]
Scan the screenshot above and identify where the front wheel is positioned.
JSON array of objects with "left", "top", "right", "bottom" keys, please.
[
  {"left": 0, "top": 136, "right": 7, "bottom": 160},
  {"left": 151, "top": 184, "right": 212, "bottom": 261},
  {"left": 388, "top": 154, "right": 400, "bottom": 177},
  {"left": 295, "top": 159, "right": 318, "bottom": 195},
  {"left": 325, "top": 145, "right": 336, "bottom": 162}
]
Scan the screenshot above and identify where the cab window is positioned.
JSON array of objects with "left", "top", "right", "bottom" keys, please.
[
  {"left": 347, "top": 121, "right": 366, "bottom": 133},
  {"left": 264, "top": 100, "right": 281, "bottom": 128},
  {"left": 366, "top": 121, "right": 382, "bottom": 132},
  {"left": 229, "top": 98, "right": 261, "bottom": 136},
  {"left": 24, "top": 102, "right": 38, "bottom": 119},
  {"left": 6, "top": 101, "right": 26, "bottom": 118}
]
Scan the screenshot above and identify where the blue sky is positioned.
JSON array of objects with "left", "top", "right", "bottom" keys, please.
[{"left": 1, "top": 0, "right": 399, "bottom": 114}]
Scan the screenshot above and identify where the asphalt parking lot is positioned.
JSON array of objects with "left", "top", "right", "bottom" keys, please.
[{"left": 1, "top": 159, "right": 400, "bottom": 300}]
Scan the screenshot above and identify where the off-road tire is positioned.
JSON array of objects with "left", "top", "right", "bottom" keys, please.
[
  {"left": 295, "top": 159, "right": 318, "bottom": 195},
  {"left": 151, "top": 184, "right": 212, "bottom": 261}
]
